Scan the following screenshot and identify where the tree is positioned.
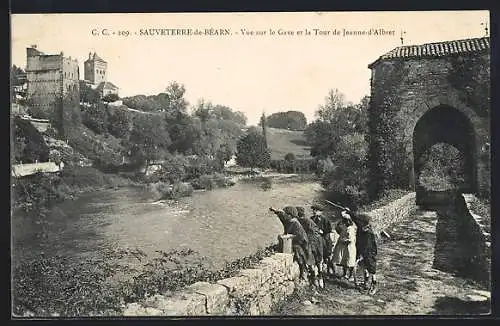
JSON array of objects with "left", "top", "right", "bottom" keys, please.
[
  {"left": 321, "top": 132, "right": 369, "bottom": 209},
  {"left": 81, "top": 102, "right": 109, "bottom": 134},
  {"left": 164, "top": 82, "right": 189, "bottom": 119},
  {"left": 102, "top": 93, "right": 120, "bottom": 103},
  {"left": 305, "top": 92, "right": 369, "bottom": 158},
  {"left": 264, "top": 111, "right": 307, "bottom": 130},
  {"left": 107, "top": 107, "right": 131, "bottom": 138},
  {"left": 284, "top": 153, "right": 296, "bottom": 162},
  {"left": 79, "top": 82, "right": 100, "bottom": 104},
  {"left": 236, "top": 130, "right": 271, "bottom": 171},
  {"left": 315, "top": 88, "right": 346, "bottom": 123},
  {"left": 129, "top": 113, "right": 171, "bottom": 174}
]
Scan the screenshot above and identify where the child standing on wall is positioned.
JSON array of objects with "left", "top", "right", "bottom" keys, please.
[{"left": 356, "top": 214, "right": 378, "bottom": 295}]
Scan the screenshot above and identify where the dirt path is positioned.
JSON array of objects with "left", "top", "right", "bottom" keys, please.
[{"left": 272, "top": 210, "right": 491, "bottom": 315}]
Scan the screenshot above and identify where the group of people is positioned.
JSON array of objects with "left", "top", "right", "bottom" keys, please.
[{"left": 269, "top": 204, "right": 378, "bottom": 295}]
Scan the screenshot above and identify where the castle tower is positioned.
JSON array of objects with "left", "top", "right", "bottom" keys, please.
[
  {"left": 25, "top": 45, "right": 80, "bottom": 136},
  {"left": 84, "top": 52, "right": 107, "bottom": 85}
]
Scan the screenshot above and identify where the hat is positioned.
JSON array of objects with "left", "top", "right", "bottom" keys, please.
[
  {"left": 341, "top": 210, "right": 352, "bottom": 219},
  {"left": 283, "top": 206, "right": 298, "bottom": 218},
  {"left": 311, "top": 204, "right": 323, "bottom": 211},
  {"left": 296, "top": 206, "right": 305, "bottom": 217}
]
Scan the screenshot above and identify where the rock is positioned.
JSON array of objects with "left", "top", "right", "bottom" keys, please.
[
  {"left": 157, "top": 291, "right": 207, "bottom": 316},
  {"left": 464, "top": 294, "right": 489, "bottom": 302},
  {"left": 470, "top": 290, "right": 491, "bottom": 300},
  {"left": 302, "top": 300, "right": 312, "bottom": 306},
  {"left": 185, "top": 281, "right": 229, "bottom": 315}
]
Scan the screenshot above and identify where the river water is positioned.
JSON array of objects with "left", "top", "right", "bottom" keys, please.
[{"left": 12, "top": 178, "right": 323, "bottom": 271}]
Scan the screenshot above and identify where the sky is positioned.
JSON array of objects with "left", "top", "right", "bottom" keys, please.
[{"left": 11, "top": 11, "right": 489, "bottom": 126}]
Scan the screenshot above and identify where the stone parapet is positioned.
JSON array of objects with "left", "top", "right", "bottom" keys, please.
[{"left": 122, "top": 252, "right": 301, "bottom": 316}]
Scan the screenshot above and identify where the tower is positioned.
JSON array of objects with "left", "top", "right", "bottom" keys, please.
[{"left": 84, "top": 52, "right": 107, "bottom": 85}]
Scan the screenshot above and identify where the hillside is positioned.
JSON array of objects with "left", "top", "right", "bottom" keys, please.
[{"left": 265, "top": 127, "right": 312, "bottom": 160}]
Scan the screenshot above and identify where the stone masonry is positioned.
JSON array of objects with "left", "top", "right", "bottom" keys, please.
[
  {"left": 367, "top": 37, "right": 490, "bottom": 200},
  {"left": 122, "top": 252, "right": 301, "bottom": 316}
]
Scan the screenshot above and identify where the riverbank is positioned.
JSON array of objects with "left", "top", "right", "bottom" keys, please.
[
  {"left": 12, "top": 173, "right": 321, "bottom": 317},
  {"left": 13, "top": 243, "right": 280, "bottom": 317}
]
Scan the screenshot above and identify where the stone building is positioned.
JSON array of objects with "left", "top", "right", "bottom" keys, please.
[
  {"left": 367, "top": 37, "right": 490, "bottom": 203},
  {"left": 25, "top": 45, "right": 80, "bottom": 133},
  {"left": 83, "top": 52, "right": 119, "bottom": 98}
]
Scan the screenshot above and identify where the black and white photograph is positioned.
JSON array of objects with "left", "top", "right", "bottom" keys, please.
[{"left": 10, "top": 11, "right": 491, "bottom": 317}]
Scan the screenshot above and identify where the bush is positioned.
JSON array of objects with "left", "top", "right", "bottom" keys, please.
[
  {"left": 12, "top": 243, "right": 279, "bottom": 317},
  {"left": 158, "top": 181, "right": 194, "bottom": 200},
  {"left": 159, "top": 154, "right": 189, "bottom": 183},
  {"left": 192, "top": 174, "right": 215, "bottom": 190},
  {"left": 284, "top": 153, "right": 296, "bottom": 162}
]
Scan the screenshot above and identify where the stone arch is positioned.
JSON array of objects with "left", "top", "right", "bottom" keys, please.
[{"left": 412, "top": 104, "right": 477, "bottom": 205}]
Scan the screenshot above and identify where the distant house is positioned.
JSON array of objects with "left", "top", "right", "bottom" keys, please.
[
  {"left": 95, "top": 81, "right": 120, "bottom": 98},
  {"left": 83, "top": 51, "right": 119, "bottom": 98}
]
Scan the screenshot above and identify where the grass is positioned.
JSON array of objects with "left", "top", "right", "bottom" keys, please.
[
  {"left": 12, "top": 244, "right": 279, "bottom": 317},
  {"left": 265, "top": 127, "right": 312, "bottom": 161},
  {"left": 468, "top": 197, "right": 491, "bottom": 229}
]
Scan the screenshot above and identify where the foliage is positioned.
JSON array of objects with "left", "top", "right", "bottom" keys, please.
[
  {"left": 305, "top": 93, "right": 368, "bottom": 159},
  {"left": 191, "top": 173, "right": 231, "bottom": 190},
  {"left": 184, "top": 156, "right": 222, "bottom": 179},
  {"left": 284, "top": 152, "right": 296, "bottom": 163},
  {"left": 79, "top": 82, "right": 100, "bottom": 104},
  {"left": 191, "top": 100, "right": 245, "bottom": 163},
  {"left": 367, "top": 61, "right": 410, "bottom": 199},
  {"left": 157, "top": 154, "right": 190, "bottom": 183},
  {"left": 263, "top": 111, "right": 307, "bottom": 131},
  {"left": 102, "top": 93, "right": 120, "bottom": 103},
  {"left": 12, "top": 166, "right": 133, "bottom": 211},
  {"left": 236, "top": 129, "right": 271, "bottom": 170},
  {"left": 448, "top": 53, "right": 490, "bottom": 118},
  {"left": 11, "top": 65, "right": 26, "bottom": 99},
  {"left": 81, "top": 102, "right": 109, "bottom": 134},
  {"left": 66, "top": 125, "right": 124, "bottom": 167},
  {"left": 12, "top": 249, "right": 138, "bottom": 317},
  {"left": 321, "top": 133, "right": 370, "bottom": 210},
  {"left": 157, "top": 181, "right": 194, "bottom": 200},
  {"left": 315, "top": 88, "right": 347, "bottom": 123},
  {"left": 129, "top": 113, "right": 171, "bottom": 171},
  {"left": 468, "top": 197, "right": 491, "bottom": 227},
  {"left": 418, "top": 143, "right": 468, "bottom": 191},
  {"left": 12, "top": 116, "right": 50, "bottom": 163},
  {"left": 12, "top": 243, "right": 278, "bottom": 317},
  {"left": 107, "top": 107, "right": 131, "bottom": 138}
]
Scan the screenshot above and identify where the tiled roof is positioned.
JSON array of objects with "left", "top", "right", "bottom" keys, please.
[
  {"left": 369, "top": 37, "right": 489, "bottom": 68},
  {"left": 93, "top": 52, "right": 106, "bottom": 62},
  {"left": 96, "top": 81, "right": 119, "bottom": 90},
  {"left": 85, "top": 52, "right": 107, "bottom": 63}
]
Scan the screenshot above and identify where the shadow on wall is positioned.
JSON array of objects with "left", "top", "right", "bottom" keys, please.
[
  {"left": 431, "top": 192, "right": 490, "bottom": 286},
  {"left": 432, "top": 296, "right": 490, "bottom": 315}
]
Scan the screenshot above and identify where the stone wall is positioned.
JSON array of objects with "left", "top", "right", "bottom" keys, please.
[
  {"left": 363, "top": 192, "right": 417, "bottom": 235},
  {"left": 368, "top": 51, "right": 490, "bottom": 197},
  {"left": 461, "top": 194, "right": 491, "bottom": 286},
  {"left": 122, "top": 253, "right": 301, "bottom": 316}
]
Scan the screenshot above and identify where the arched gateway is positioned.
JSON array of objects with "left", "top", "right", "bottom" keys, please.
[{"left": 367, "top": 37, "right": 490, "bottom": 205}]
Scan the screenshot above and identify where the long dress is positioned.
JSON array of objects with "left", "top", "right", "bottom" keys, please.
[
  {"left": 297, "top": 216, "right": 324, "bottom": 266},
  {"left": 286, "top": 217, "right": 315, "bottom": 266},
  {"left": 332, "top": 221, "right": 357, "bottom": 268}
]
